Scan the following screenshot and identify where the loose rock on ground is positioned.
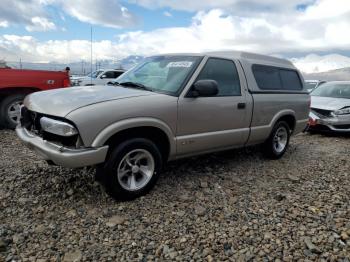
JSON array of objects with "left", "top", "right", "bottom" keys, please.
[{"left": 0, "top": 129, "right": 349, "bottom": 261}]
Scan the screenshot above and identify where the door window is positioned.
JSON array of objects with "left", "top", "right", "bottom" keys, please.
[{"left": 196, "top": 58, "right": 241, "bottom": 96}]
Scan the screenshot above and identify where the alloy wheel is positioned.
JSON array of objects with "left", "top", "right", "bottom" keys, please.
[
  {"left": 117, "top": 149, "right": 155, "bottom": 191},
  {"left": 273, "top": 126, "right": 288, "bottom": 153},
  {"left": 7, "top": 101, "right": 22, "bottom": 125}
]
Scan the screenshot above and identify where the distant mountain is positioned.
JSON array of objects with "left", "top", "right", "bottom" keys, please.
[
  {"left": 6, "top": 55, "right": 145, "bottom": 75},
  {"left": 292, "top": 54, "right": 350, "bottom": 74},
  {"left": 6, "top": 53, "right": 349, "bottom": 81},
  {"left": 303, "top": 67, "right": 350, "bottom": 81},
  {"left": 118, "top": 55, "right": 144, "bottom": 69}
]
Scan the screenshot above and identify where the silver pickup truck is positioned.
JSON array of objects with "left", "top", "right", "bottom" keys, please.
[{"left": 16, "top": 51, "right": 310, "bottom": 200}]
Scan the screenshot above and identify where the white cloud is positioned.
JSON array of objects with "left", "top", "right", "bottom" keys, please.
[
  {"left": 25, "top": 17, "right": 57, "bottom": 32},
  {"left": 302, "top": 0, "right": 350, "bottom": 19},
  {"left": 59, "top": 0, "right": 137, "bottom": 28},
  {"left": 325, "top": 21, "right": 350, "bottom": 46},
  {"left": 0, "top": 0, "right": 137, "bottom": 31},
  {"left": 0, "top": 35, "right": 119, "bottom": 63},
  {"left": 112, "top": 6, "right": 350, "bottom": 55},
  {"left": 163, "top": 11, "right": 173, "bottom": 17},
  {"left": 0, "top": 0, "right": 56, "bottom": 31},
  {"left": 1, "top": 0, "right": 350, "bottom": 67},
  {"left": 0, "top": 20, "right": 9, "bottom": 28},
  {"left": 130, "top": 0, "right": 313, "bottom": 13}
]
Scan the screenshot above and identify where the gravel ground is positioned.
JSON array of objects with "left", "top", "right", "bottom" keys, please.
[{"left": 0, "top": 129, "right": 349, "bottom": 262}]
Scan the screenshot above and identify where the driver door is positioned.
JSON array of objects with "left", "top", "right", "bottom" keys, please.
[{"left": 176, "top": 57, "right": 251, "bottom": 156}]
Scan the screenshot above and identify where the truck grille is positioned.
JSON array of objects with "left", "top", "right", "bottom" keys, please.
[
  {"left": 20, "top": 106, "right": 79, "bottom": 148},
  {"left": 20, "top": 106, "right": 42, "bottom": 134}
]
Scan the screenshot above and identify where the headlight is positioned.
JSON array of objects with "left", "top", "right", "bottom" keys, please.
[
  {"left": 334, "top": 107, "right": 350, "bottom": 115},
  {"left": 40, "top": 117, "right": 78, "bottom": 137}
]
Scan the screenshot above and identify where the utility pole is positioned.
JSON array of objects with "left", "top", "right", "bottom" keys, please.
[{"left": 90, "top": 26, "right": 93, "bottom": 85}]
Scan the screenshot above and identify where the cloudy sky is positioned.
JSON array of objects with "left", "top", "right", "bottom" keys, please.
[{"left": 1, "top": 0, "right": 350, "bottom": 72}]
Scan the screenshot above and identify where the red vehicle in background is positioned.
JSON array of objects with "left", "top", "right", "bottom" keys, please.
[{"left": 0, "top": 68, "right": 70, "bottom": 129}]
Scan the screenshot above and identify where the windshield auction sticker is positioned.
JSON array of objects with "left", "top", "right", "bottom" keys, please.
[{"left": 167, "top": 61, "right": 193, "bottom": 68}]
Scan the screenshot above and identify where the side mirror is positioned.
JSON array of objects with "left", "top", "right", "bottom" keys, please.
[
  {"left": 100, "top": 74, "right": 107, "bottom": 79},
  {"left": 189, "top": 80, "right": 219, "bottom": 97}
]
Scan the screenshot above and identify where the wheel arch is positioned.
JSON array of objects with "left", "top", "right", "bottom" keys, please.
[
  {"left": 91, "top": 118, "right": 176, "bottom": 161},
  {"left": 270, "top": 110, "right": 296, "bottom": 132},
  {"left": 277, "top": 115, "right": 296, "bottom": 132}
]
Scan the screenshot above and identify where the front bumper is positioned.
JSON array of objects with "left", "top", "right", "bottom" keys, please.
[
  {"left": 16, "top": 126, "right": 109, "bottom": 168},
  {"left": 308, "top": 111, "right": 350, "bottom": 132}
]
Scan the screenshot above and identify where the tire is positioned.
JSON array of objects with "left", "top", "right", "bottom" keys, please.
[
  {"left": 100, "top": 138, "right": 163, "bottom": 201},
  {"left": 262, "top": 121, "right": 291, "bottom": 159},
  {"left": 0, "top": 94, "right": 26, "bottom": 129}
]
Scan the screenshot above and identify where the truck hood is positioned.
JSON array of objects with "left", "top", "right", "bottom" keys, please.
[
  {"left": 24, "top": 85, "right": 156, "bottom": 117},
  {"left": 311, "top": 96, "right": 350, "bottom": 111}
]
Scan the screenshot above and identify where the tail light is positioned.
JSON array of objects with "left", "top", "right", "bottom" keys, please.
[{"left": 63, "top": 78, "right": 70, "bottom": 87}]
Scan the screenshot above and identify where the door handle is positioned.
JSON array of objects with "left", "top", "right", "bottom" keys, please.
[{"left": 237, "top": 103, "right": 246, "bottom": 109}]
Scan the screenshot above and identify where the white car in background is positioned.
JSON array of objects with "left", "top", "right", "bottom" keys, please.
[
  {"left": 309, "top": 81, "right": 350, "bottom": 133},
  {"left": 304, "top": 80, "right": 326, "bottom": 93},
  {"left": 71, "top": 69, "right": 125, "bottom": 86}
]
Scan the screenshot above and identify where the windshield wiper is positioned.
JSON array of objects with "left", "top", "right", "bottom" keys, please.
[{"left": 119, "top": 81, "right": 153, "bottom": 91}]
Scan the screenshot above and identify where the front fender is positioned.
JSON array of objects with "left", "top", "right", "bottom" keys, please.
[{"left": 91, "top": 117, "right": 177, "bottom": 158}]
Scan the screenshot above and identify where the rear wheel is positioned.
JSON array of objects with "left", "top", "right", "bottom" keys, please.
[
  {"left": 263, "top": 121, "right": 290, "bottom": 159},
  {"left": 0, "top": 94, "right": 26, "bottom": 129},
  {"left": 100, "top": 138, "right": 163, "bottom": 201}
]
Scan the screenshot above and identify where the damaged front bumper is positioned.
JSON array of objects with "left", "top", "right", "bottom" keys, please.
[
  {"left": 16, "top": 126, "right": 109, "bottom": 168},
  {"left": 308, "top": 111, "right": 350, "bottom": 132}
]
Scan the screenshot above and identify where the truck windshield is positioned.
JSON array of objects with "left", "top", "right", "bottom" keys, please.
[
  {"left": 115, "top": 55, "right": 202, "bottom": 95},
  {"left": 311, "top": 83, "right": 350, "bottom": 99}
]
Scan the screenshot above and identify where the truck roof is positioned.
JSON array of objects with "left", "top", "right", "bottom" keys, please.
[
  {"left": 159, "top": 50, "right": 295, "bottom": 69},
  {"left": 205, "top": 51, "right": 294, "bottom": 67}
]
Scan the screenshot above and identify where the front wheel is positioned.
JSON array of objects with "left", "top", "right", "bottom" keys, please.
[
  {"left": 101, "top": 138, "right": 163, "bottom": 201},
  {"left": 262, "top": 121, "right": 291, "bottom": 159},
  {"left": 0, "top": 94, "right": 26, "bottom": 129}
]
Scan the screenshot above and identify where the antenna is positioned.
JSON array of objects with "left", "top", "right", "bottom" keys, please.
[{"left": 90, "top": 26, "right": 93, "bottom": 85}]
